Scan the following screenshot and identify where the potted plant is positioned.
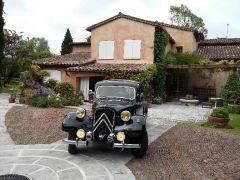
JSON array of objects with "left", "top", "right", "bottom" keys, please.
[
  {"left": 9, "top": 91, "right": 16, "bottom": 103},
  {"left": 208, "top": 107, "right": 230, "bottom": 127},
  {"left": 145, "top": 94, "right": 153, "bottom": 108}
]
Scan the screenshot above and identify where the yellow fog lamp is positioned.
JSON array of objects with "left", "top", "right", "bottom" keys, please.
[
  {"left": 76, "top": 129, "right": 86, "bottom": 139},
  {"left": 116, "top": 132, "right": 126, "bottom": 142},
  {"left": 76, "top": 108, "right": 85, "bottom": 118},
  {"left": 121, "top": 110, "right": 131, "bottom": 122}
]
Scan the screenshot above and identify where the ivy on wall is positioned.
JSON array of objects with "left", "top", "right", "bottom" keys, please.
[{"left": 153, "top": 26, "right": 169, "bottom": 97}]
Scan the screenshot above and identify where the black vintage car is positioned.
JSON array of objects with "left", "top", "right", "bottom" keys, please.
[{"left": 62, "top": 80, "right": 148, "bottom": 157}]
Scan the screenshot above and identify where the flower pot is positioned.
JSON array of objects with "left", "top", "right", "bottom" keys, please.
[
  {"left": 208, "top": 115, "right": 230, "bottom": 127},
  {"left": 8, "top": 98, "right": 15, "bottom": 103},
  {"left": 147, "top": 100, "right": 152, "bottom": 108}
]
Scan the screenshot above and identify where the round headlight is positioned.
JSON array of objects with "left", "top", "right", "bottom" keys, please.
[
  {"left": 116, "top": 132, "right": 125, "bottom": 142},
  {"left": 76, "top": 108, "right": 85, "bottom": 118},
  {"left": 121, "top": 110, "right": 131, "bottom": 122},
  {"left": 76, "top": 129, "right": 85, "bottom": 139}
]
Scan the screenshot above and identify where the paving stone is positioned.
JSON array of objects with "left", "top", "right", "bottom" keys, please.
[
  {"left": 0, "top": 165, "right": 12, "bottom": 175},
  {"left": 11, "top": 164, "right": 42, "bottom": 176},
  {"left": 21, "top": 149, "right": 69, "bottom": 159},
  {"left": 28, "top": 167, "right": 58, "bottom": 180},
  {"left": 57, "top": 168, "right": 84, "bottom": 180},
  {"left": 0, "top": 156, "right": 40, "bottom": 166}
]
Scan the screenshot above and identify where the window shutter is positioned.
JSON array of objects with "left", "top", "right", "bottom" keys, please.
[
  {"left": 99, "top": 41, "right": 114, "bottom": 59},
  {"left": 124, "top": 40, "right": 141, "bottom": 59}
]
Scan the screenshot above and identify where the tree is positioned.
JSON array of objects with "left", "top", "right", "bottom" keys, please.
[
  {"left": 61, "top": 28, "right": 73, "bottom": 55},
  {"left": 169, "top": 4, "right": 208, "bottom": 37},
  {"left": 0, "top": 0, "right": 4, "bottom": 87},
  {"left": 17, "top": 37, "right": 52, "bottom": 59}
]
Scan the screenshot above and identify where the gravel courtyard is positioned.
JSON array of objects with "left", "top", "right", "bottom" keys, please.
[
  {"left": 127, "top": 123, "right": 240, "bottom": 180},
  {"left": 0, "top": 93, "right": 212, "bottom": 180}
]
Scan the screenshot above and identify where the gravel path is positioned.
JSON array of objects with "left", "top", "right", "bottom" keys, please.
[{"left": 127, "top": 123, "right": 240, "bottom": 180}]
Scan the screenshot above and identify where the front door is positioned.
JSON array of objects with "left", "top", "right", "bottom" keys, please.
[{"left": 80, "top": 77, "right": 89, "bottom": 100}]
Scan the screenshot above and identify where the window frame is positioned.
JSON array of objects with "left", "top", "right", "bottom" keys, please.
[
  {"left": 123, "top": 40, "right": 141, "bottom": 60},
  {"left": 176, "top": 46, "right": 183, "bottom": 53},
  {"left": 98, "top": 40, "right": 114, "bottom": 60}
]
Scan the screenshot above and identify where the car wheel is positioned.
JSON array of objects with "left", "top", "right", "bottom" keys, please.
[
  {"left": 131, "top": 131, "right": 148, "bottom": 158},
  {"left": 68, "top": 134, "right": 78, "bottom": 155}
]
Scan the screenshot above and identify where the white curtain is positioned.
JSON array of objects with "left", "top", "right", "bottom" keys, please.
[{"left": 80, "top": 77, "right": 89, "bottom": 100}]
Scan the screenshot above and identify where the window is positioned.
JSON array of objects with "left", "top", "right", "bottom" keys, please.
[
  {"left": 124, "top": 40, "right": 141, "bottom": 59},
  {"left": 46, "top": 70, "right": 61, "bottom": 82},
  {"left": 99, "top": 41, "right": 114, "bottom": 59},
  {"left": 176, "top": 46, "right": 183, "bottom": 53}
]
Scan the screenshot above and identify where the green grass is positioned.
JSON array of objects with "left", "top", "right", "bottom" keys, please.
[
  {"left": 201, "top": 114, "right": 240, "bottom": 135},
  {"left": 0, "top": 79, "right": 22, "bottom": 93}
]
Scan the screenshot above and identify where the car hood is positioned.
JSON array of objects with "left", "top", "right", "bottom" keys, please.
[{"left": 95, "top": 100, "right": 134, "bottom": 112}]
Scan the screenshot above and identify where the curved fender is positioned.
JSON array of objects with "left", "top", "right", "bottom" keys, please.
[
  {"left": 114, "top": 115, "right": 146, "bottom": 132},
  {"left": 62, "top": 112, "right": 93, "bottom": 132}
]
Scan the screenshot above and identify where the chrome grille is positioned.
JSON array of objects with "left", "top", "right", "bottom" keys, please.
[{"left": 93, "top": 108, "right": 115, "bottom": 141}]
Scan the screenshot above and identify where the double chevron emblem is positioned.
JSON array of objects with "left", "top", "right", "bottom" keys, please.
[{"left": 94, "top": 113, "right": 114, "bottom": 132}]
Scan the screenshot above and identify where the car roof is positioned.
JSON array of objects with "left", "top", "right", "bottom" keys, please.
[{"left": 95, "top": 79, "right": 140, "bottom": 88}]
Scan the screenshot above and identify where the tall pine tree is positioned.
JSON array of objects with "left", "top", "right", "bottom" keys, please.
[
  {"left": 61, "top": 28, "right": 73, "bottom": 55},
  {"left": 0, "top": 0, "right": 4, "bottom": 87}
]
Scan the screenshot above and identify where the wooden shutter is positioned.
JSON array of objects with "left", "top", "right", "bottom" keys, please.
[
  {"left": 99, "top": 41, "right": 114, "bottom": 59},
  {"left": 124, "top": 40, "right": 141, "bottom": 59}
]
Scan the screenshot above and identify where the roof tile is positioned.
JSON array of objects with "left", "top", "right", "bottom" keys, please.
[{"left": 32, "top": 52, "right": 93, "bottom": 67}]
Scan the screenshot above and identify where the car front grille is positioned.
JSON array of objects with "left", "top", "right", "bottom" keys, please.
[{"left": 93, "top": 107, "right": 115, "bottom": 141}]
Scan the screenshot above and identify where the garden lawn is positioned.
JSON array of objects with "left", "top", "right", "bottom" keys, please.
[
  {"left": 202, "top": 113, "right": 240, "bottom": 135},
  {"left": 5, "top": 106, "right": 75, "bottom": 144},
  {"left": 226, "top": 114, "right": 240, "bottom": 134}
]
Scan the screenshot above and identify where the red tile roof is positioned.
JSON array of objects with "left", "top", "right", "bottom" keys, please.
[
  {"left": 66, "top": 63, "right": 151, "bottom": 73},
  {"left": 32, "top": 53, "right": 93, "bottom": 67},
  {"left": 86, "top": 12, "right": 195, "bottom": 32},
  {"left": 197, "top": 38, "right": 240, "bottom": 60}
]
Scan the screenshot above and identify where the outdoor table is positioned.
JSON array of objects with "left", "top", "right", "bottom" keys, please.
[{"left": 209, "top": 97, "right": 223, "bottom": 108}]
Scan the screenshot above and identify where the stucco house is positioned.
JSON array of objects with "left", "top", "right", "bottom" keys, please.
[{"left": 33, "top": 12, "right": 240, "bottom": 100}]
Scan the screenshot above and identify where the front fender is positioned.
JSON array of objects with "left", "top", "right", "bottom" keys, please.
[
  {"left": 114, "top": 115, "right": 146, "bottom": 132},
  {"left": 62, "top": 112, "right": 93, "bottom": 134}
]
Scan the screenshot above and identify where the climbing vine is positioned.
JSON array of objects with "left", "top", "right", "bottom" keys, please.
[{"left": 153, "top": 26, "right": 169, "bottom": 98}]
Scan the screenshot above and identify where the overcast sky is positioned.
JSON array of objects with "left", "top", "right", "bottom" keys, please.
[{"left": 4, "top": 0, "right": 240, "bottom": 54}]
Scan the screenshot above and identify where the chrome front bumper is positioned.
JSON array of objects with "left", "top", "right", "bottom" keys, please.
[
  {"left": 62, "top": 138, "right": 87, "bottom": 146},
  {"left": 62, "top": 138, "right": 140, "bottom": 149}
]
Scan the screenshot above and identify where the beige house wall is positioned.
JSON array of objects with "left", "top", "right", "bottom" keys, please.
[
  {"left": 164, "top": 27, "right": 197, "bottom": 53},
  {"left": 187, "top": 70, "right": 232, "bottom": 96},
  {"left": 72, "top": 45, "right": 91, "bottom": 53},
  {"left": 91, "top": 18, "right": 155, "bottom": 64}
]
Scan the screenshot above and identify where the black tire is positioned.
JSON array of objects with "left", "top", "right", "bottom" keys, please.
[
  {"left": 132, "top": 131, "right": 148, "bottom": 158},
  {"left": 68, "top": 134, "right": 78, "bottom": 155}
]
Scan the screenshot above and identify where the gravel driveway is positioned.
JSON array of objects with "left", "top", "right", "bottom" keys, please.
[{"left": 0, "top": 93, "right": 211, "bottom": 180}]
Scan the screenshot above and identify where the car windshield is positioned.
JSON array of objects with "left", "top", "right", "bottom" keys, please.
[{"left": 96, "top": 86, "right": 136, "bottom": 100}]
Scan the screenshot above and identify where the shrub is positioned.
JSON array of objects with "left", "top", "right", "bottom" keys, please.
[
  {"left": 55, "top": 82, "right": 74, "bottom": 98},
  {"left": 29, "top": 94, "right": 63, "bottom": 108},
  {"left": 164, "top": 52, "right": 211, "bottom": 65},
  {"left": 45, "top": 79, "right": 57, "bottom": 89},
  {"left": 152, "top": 96, "right": 163, "bottom": 104},
  {"left": 61, "top": 94, "right": 83, "bottom": 106},
  {"left": 29, "top": 65, "right": 50, "bottom": 84},
  {"left": 220, "top": 73, "right": 240, "bottom": 106},
  {"left": 29, "top": 94, "right": 49, "bottom": 108},
  {"left": 211, "top": 108, "right": 229, "bottom": 118}
]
